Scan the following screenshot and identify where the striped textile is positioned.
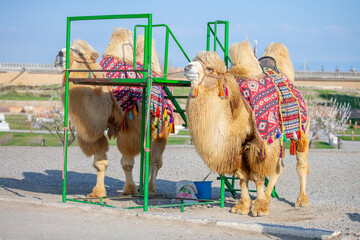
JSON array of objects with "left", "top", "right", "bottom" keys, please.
[
  {"left": 263, "top": 67, "right": 307, "bottom": 139},
  {"left": 99, "top": 56, "right": 174, "bottom": 118},
  {"left": 236, "top": 68, "right": 307, "bottom": 142}
]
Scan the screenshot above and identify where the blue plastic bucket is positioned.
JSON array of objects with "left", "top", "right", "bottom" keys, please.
[{"left": 194, "top": 181, "right": 212, "bottom": 199}]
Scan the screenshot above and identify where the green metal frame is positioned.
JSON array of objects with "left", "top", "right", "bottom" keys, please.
[{"left": 62, "top": 14, "right": 225, "bottom": 212}]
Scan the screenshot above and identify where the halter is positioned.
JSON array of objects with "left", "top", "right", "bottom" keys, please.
[
  {"left": 190, "top": 61, "right": 228, "bottom": 98},
  {"left": 69, "top": 48, "right": 97, "bottom": 78}
]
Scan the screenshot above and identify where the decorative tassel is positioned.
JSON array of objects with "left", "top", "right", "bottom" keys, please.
[
  {"left": 169, "top": 116, "right": 175, "bottom": 133},
  {"left": 224, "top": 84, "right": 229, "bottom": 98},
  {"left": 276, "top": 129, "right": 282, "bottom": 139},
  {"left": 133, "top": 105, "right": 137, "bottom": 116},
  {"left": 279, "top": 145, "right": 285, "bottom": 158},
  {"left": 163, "top": 108, "right": 168, "bottom": 122},
  {"left": 298, "top": 129, "right": 302, "bottom": 139},
  {"left": 120, "top": 118, "right": 127, "bottom": 132},
  {"left": 283, "top": 134, "right": 288, "bottom": 142},
  {"left": 153, "top": 117, "right": 158, "bottom": 126},
  {"left": 268, "top": 136, "right": 273, "bottom": 143},
  {"left": 88, "top": 72, "right": 91, "bottom": 78},
  {"left": 191, "top": 88, "right": 198, "bottom": 97},
  {"left": 260, "top": 142, "right": 267, "bottom": 160},
  {"left": 297, "top": 139, "right": 304, "bottom": 152},
  {"left": 170, "top": 122, "right": 175, "bottom": 133},
  {"left": 129, "top": 110, "right": 133, "bottom": 120},
  {"left": 290, "top": 139, "right": 296, "bottom": 155},
  {"left": 156, "top": 106, "right": 160, "bottom": 117},
  {"left": 158, "top": 120, "right": 162, "bottom": 135}
]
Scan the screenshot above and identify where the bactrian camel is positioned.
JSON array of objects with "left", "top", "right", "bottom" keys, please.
[
  {"left": 184, "top": 42, "right": 309, "bottom": 216},
  {"left": 55, "top": 28, "right": 174, "bottom": 199}
]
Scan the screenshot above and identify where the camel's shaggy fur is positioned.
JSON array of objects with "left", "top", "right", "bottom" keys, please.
[
  {"left": 184, "top": 42, "right": 309, "bottom": 217},
  {"left": 56, "top": 28, "right": 169, "bottom": 199}
]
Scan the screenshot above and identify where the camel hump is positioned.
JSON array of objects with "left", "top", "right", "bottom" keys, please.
[{"left": 229, "top": 41, "right": 262, "bottom": 78}]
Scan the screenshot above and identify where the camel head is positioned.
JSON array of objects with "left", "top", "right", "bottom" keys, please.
[
  {"left": 183, "top": 51, "right": 227, "bottom": 91},
  {"left": 262, "top": 42, "right": 294, "bottom": 81},
  {"left": 102, "top": 27, "right": 134, "bottom": 63},
  {"left": 229, "top": 41, "right": 263, "bottom": 79},
  {"left": 135, "top": 35, "right": 162, "bottom": 75},
  {"left": 54, "top": 39, "right": 100, "bottom": 72}
]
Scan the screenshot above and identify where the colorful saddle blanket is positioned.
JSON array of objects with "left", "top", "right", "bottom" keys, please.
[
  {"left": 236, "top": 68, "right": 307, "bottom": 143},
  {"left": 100, "top": 56, "right": 175, "bottom": 121}
]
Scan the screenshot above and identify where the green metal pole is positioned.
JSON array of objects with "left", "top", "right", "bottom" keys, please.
[
  {"left": 213, "top": 22, "right": 217, "bottom": 52},
  {"left": 220, "top": 175, "right": 225, "bottom": 208},
  {"left": 133, "top": 27, "right": 137, "bottom": 70},
  {"left": 224, "top": 21, "right": 229, "bottom": 68},
  {"left": 62, "top": 17, "right": 71, "bottom": 203},
  {"left": 206, "top": 23, "right": 211, "bottom": 51},
  {"left": 163, "top": 27, "right": 170, "bottom": 79},
  {"left": 143, "top": 14, "right": 153, "bottom": 212}
]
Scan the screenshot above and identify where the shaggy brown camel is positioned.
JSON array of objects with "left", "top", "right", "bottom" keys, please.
[
  {"left": 101, "top": 28, "right": 173, "bottom": 196},
  {"left": 55, "top": 29, "right": 172, "bottom": 199},
  {"left": 184, "top": 42, "right": 309, "bottom": 217}
]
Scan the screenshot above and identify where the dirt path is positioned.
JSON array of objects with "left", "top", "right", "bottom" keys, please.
[{"left": 0, "top": 146, "right": 359, "bottom": 239}]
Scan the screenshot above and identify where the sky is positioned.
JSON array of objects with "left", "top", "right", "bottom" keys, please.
[{"left": 0, "top": 0, "right": 360, "bottom": 71}]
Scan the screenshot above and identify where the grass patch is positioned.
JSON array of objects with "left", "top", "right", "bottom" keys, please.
[
  {"left": 338, "top": 136, "right": 360, "bottom": 141},
  {"left": 167, "top": 137, "right": 191, "bottom": 145},
  {"left": 177, "top": 130, "right": 190, "bottom": 136},
  {"left": 0, "top": 132, "right": 192, "bottom": 146},
  {"left": 5, "top": 114, "right": 31, "bottom": 130},
  {"left": 0, "top": 132, "right": 63, "bottom": 146},
  {"left": 310, "top": 89, "right": 360, "bottom": 109},
  {"left": 0, "top": 84, "right": 61, "bottom": 101}
]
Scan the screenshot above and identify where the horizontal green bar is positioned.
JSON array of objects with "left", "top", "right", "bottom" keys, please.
[
  {"left": 225, "top": 189, "right": 257, "bottom": 193},
  {"left": 68, "top": 13, "right": 151, "bottom": 22},
  {"left": 66, "top": 198, "right": 116, "bottom": 208},
  {"left": 125, "top": 201, "right": 220, "bottom": 210},
  {"left": 164, "top": 96, "right": 189, "bottom": 99},
  {"left": 217, "top": 176, "right": 238, "bottom": 180},
  {"left": 153, "top": 78, "right": 190, "bottom": 85},
  {"left": 208, "top": 21, "right": 228, "bottom": 25}
]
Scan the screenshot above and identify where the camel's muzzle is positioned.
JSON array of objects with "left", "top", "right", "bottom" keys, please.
[
  {"left": 183, "top": 62, "right": 201, "bottom": 81},
  {"left": 54, "top": 50, "right": 65, "bottom": 73}
]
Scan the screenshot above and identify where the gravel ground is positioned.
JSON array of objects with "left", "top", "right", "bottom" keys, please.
[{"left": 0, "top": 146, "right": 359, "bottom": 239}]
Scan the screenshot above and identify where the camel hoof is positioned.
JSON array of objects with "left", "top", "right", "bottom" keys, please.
[
  {"left": 148, "top": 184, "right": 157, "bottom": 196},
  {"left": 252, "top": 198, "right": 270, "bottom": 217},
  {"left": 295, "top": 194, "right": 309, "bottom": 207},
  {"left": 121, "top": 184, "right": 139, "bottom": 196},
  {"left": 86, "top": 186, "right": 106, "bottom": 201},
  {"left": 231, "top": 199, "right": 251, "bottom": 215}
]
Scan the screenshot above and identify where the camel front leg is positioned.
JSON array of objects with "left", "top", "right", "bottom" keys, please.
[
  {"left": 265, "top": 158, "right": 284, "bottom": 202},
  {"left": 231, "top": 170, "right": 251, "bottom": 215},
  {"left": 87, "top": 152, "right": 108, "bottom": 199},
  {"left": 121, "top": 156, "right": 138, "bottom": 196},
  {"left": 252, "top": 175, "right": 270, "bottom": 217}
]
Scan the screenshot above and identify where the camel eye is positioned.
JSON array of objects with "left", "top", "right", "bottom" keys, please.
[{"left": 206, "top": 67, "right": 214, "bottom": 71}]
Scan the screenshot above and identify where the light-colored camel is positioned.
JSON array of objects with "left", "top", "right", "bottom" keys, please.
[
  {"left": 184, "top": 42, "right": 309, "bottom": 217},
  {"left": 102, "top": 28, "right": 171, "bottom": 196},
  {"left": 55, "top": 29, "right": 170, "bottom": 199}
]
